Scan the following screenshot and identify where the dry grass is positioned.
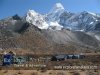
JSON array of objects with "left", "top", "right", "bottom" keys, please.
[
  {"left": 73, "top": 72, "right": 80, "bottom": 75},
  {"left": 56, "top": 72, "right": 65, "bottom": 75},
  {"left": 31, "top": 72, "right": 38, "bottom": 75},
  {"left": 17, "top": 71, "right": 23, "bottom": 74},
  {"left": 3, "top": 70, "right": 8, "bottom": 73},
  {"left": 0, "top": 70, "right": 99, "bottom": 75}
]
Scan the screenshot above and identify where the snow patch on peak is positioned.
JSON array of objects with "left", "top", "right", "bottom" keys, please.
[
  {"left": 28, "top": 9, "right": 38, "bottom": 16},
  {"left": 50, "top": 3, "right": 64, "bottom": 13},
  {"left": 26, "top": 9, "right": 49, "bottom": 29},
  {"left": 48, "top": 22, "right": 63, "bottom": 30},
  {"left": 81, "top": 11, "right": 97, "bottom": 17},
  {"left": 54, "top": 3, "right": 64, "bottom": 10},
  {"left": 88, "top": 12, "right": 97, "bottom": 16}
]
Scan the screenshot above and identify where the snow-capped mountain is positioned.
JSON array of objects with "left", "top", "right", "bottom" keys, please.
[
  {"left": 26, "top": 10, "right": 49, "bottom": 29},
  {"left": 46, "top": 3, "right": 64, "bottom": 22},
  {"left": 26, "top": 3, "right": 64, "bottom": 30},
  {"left": 60, "top": 11, "right": 99, "bottom": 31},
  {"left": 26, "top": 3, "right": 100, "bottom": 31}
]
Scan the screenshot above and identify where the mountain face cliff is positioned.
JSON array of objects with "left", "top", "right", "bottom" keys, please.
[{"left": 0, "top": 3, "right": 100, "bottom": 54}]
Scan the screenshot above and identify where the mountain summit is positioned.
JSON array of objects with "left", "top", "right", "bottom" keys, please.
[
  {"left": 54, "top": 3, "right": 64, "bottom": 9},
  {"left": 50, "top": 3, "right": 64, "bottom": 13}
]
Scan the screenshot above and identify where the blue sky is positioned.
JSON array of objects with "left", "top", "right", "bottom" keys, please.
[{"left": 0, "top": 0, "right": 100, "bottom": 19}]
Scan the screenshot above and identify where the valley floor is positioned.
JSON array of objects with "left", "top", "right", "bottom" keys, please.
[{"left": 0, "top": 70, "right": 100, "bottom": 75}]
